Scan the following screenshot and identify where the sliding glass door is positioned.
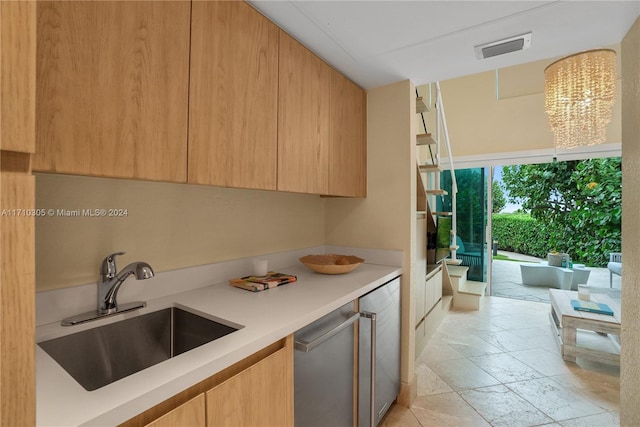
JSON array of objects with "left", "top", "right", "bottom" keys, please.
[{"left": 440, "top": 167, "right": 488, "bottom": 282}]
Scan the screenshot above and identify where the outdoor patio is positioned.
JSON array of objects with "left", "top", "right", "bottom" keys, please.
[{"left": 490, "top": 251, "right": 622, "bottom": 304}]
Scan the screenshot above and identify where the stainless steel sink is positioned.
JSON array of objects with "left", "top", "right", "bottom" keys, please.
[{"left": 39, "top": 307, "right": 241, "bottom": 391}]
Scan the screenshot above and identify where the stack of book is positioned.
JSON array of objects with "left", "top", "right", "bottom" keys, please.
[
  {"left": 230, "top": 272, "right": 297, "bottom": 292},
  {"left": 571, "top": 299, "right": 614, "bottom": 316}
]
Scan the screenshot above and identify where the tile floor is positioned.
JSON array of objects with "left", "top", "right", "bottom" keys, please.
[{"left": 383, "top": 296, "right": 620, "bottom": 427}]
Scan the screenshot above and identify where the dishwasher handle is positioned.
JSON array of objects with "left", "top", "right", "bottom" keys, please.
[
  {"left": 360, "top": 311, "right": 377, "bottom": 427},
  {"left": 294, "top": 311, "right": 360, "bottom": 352}
]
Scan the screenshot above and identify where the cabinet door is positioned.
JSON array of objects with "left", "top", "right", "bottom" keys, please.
[
  {"left": 144, "top": 394, "right": 205, "bottom": 427},
  {"left": 34, "top": 1, "right": 190, "bottom": 182},
  {"left": 329, "top": 70, "right": 366, "bottom": 197},
  {"left": 434, "top": 270, "right": 443, "bottom": 303},
  {"left": 414, "top": 217, "right": 427, "bottom": 325},
  {"left": 1, "top": 153, "right": 36, "bottom": 427},
  {"left": 415, "top": 276, "right": 426, "bottom": 325},
  {"left": 278, "top": 30, "right": 330, "bottom": 194},
  {"left": 426, "top": 270, "right": 442, "bottom": 313},
  {"left": 188, "top": 1, "right": 278, "bottom": 190},
  {"left": 425, "top": 274, "right": 435, "bottom": 313},
  {"left": 206, "top": 346, "right": 293, "bottom": 427},
  {"left": 1, "top": 1, "right": 36, "bottom": 153}
]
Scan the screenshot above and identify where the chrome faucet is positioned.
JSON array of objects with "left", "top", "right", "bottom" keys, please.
[
  {"left": 61, "top": 252, "right": 155, "bottom": 326},
  {"left": 98, "top": 252, "right": 154, "bottom": 314}
]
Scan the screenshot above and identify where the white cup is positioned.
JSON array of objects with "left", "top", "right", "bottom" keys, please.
[
  {"left": 252, "top": 259, "right": 268, "bottom": 277},
  {"left": 578, "top": 284, "right": 590, "bottom": 301}
]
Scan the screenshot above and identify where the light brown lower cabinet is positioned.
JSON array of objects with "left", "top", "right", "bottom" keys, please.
[
  {"left": 144, "top": 394, "right": 205, "bottom": 427},
  {"left": 122, "top": 336, "right": 293, "bottom": 427},
  {"left": 206, "top": 345, "right": 292, "bottom": 426}
]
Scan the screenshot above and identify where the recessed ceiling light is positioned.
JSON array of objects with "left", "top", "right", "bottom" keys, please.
[{"left": 474, "top": 32, "right": 532, "bottom": 60}]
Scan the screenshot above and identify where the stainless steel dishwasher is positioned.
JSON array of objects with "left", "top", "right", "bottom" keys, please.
[
  {"left": 294, "top": 276, "right": 401, "bottom": 427},
  {"left": 359, "top": 277, "right": 401, "bottom": 427},
  {"left": 294, "top": 301, "right": 358, "bottom": 426}
]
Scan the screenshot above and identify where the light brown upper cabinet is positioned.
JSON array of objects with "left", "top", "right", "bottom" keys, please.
[
  {"left": 33, "top": 1, "right": 365, "bottom": 195},
  {"left": 329, "top": 70, "right": 366, "bottom": 197},
  {"left": 277, "top": 31, "right": 331, "bottom": 195},
  {"left": 188, "top": 1, "right": 279, "bottom": 190},
  {"left": 34, "top": 1, "right": 190, "bottom": 182},
  {"left": 1, "top": 1, "right": 36, "bottom": 153}
]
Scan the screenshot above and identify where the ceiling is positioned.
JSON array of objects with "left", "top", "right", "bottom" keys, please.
[{"left": 249, "top": 1, "right": 640, "bottom": 89}]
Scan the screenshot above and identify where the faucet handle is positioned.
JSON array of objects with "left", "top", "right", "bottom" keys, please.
[{"left": 101, "top": 252, "right": 125, "bottom": 280}]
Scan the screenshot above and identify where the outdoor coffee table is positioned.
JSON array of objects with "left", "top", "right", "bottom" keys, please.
[
  {"left": 521, "top": 262, "right": 590, "bottom": 290},
  {"left": 549, "top": 289, "right": 621, "bottom": 365}
]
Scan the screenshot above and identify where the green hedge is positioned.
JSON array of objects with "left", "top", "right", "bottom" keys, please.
[
  {"left": 492, "top": 213, "right": 551, "bottom": 259},
  {"left": 492, "top": 213, "right": 621, "bottom": 266}
]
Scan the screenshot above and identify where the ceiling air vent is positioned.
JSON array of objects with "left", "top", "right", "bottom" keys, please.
[{"left": 474, "top": 32, "right": 532, "bottom": 60}]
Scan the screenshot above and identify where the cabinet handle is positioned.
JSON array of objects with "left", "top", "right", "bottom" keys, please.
[
  {"left": 360, "top": 311, "right": 377, "bottom": 427},
  {"left": 294, "top": 311, "right": 360, "bottom": 352}
]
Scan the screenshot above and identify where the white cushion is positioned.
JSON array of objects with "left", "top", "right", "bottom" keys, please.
[{"left": 608, "top": 262, "right": 622, "bottom": 275}]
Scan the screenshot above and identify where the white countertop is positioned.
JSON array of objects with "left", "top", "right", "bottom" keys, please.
[{"left": 36, "top": 262, "right": 402, "bottom": 426}]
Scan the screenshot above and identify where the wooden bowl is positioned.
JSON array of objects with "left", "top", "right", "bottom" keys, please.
[{"left": 299, "top": 254, "right": 365, "bottom": 275}]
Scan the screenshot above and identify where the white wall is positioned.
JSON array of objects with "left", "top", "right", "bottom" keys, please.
[
  {"left": 421, "top": 51, "right": 622, "bottom": 161},
  {"left": 35, "top": 174, "right": 325, "bottom": 290},
  {"left": 621, "top": 15, "right": 640, "bottom": 425}
]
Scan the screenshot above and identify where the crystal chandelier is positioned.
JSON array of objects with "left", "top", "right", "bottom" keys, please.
[{"left": 544, "top": 49, "right": 617, "bottom": 149}]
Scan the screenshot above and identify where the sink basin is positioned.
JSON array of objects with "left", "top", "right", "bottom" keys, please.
[{"left": 39, "top": 307, "right": 241, "bottom": 391}]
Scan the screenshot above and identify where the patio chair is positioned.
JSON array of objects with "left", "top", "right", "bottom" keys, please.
[{"left": 607, "top": 252, "right": 622, "bottom": 288}]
